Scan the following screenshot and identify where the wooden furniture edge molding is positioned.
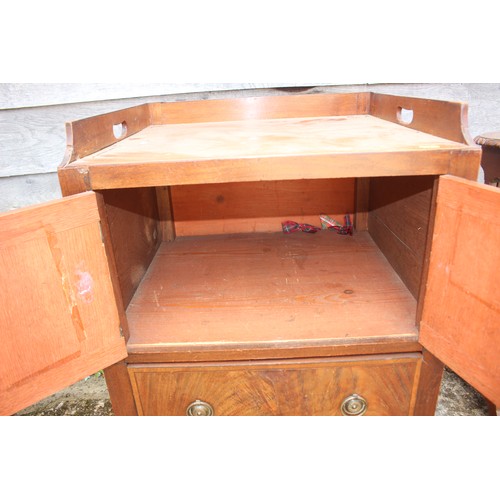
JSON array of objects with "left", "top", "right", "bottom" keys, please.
[
  {"left": 83, "top": 151, "right": 456, "bottom": 191},
  {"left": 124, "top": 339, "right": 423, "bottom": 364},
  {"left": 63, "top": 103, "right": 152, "bottom": 163},
  {"left": 368, "top": 93, "right": 480, "bottom": 180},
  {"left": 148, "top": 92, "right": 371, "bottom": 124},
  {"left": 369, "top": 92, "right": 476, "bottom": 145},
  {"left": 58, "top": 103, "right": 153, "bottom": 195}
]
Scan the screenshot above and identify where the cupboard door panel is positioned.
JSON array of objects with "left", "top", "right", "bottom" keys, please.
[
  {"left": 420, "top": 175, "right": 500, "bottom": 406},
  {"left": 129, "top": 355, "right": 421, "bottom": 416},
  {"left": 0, "top": 193, "right": 127, "bottom": 415}
]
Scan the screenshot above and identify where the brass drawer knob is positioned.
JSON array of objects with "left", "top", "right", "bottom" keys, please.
[
  {"left": 341, "top": 394, "right": 368, "bottom": 416},
  {"left": 186, "top": 400, "right": 214, "bottom": 416}
]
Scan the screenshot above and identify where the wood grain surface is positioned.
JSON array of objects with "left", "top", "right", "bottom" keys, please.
[
  {"left": 126, "top": 231, "right": 418, "bottom": 354},
  {"left": 413, "top": 348, "right": 444, "bottom": 416},
  {"left": 58, "top": 92, "right": 479, "bottom": 190},
  {"left": 100, "top": 188, "right": 161, "bottom": 309},
  {"left": 370, "top": 92, "right": 473, "bottom": 144},
  {"left": 103, "top": 361, "right": 138, "bottom": 416},
  {"left": 83, "top": 150, "right": 462, "bottom": 190},
  {"left": 149, "top": 92, "right": 369, "bottom": 124},
  {"left": 65, "top": 114, "right": 476, "bottom": 190},
  {"left": 128, "top": 354, "right": 421, "bottom": 416},
  {"left": 420, "top": 175, "right": 500, "bottom": 406},
  {"left": 0, "top": 193, "right": 127, "bottom": 415},
  {"left": 368, "top": 176, "right": 435, "bottom": 298},
  {"left": 72, "top": 115, "right": 469, "bottom": 166},
  {"left": 124, "top": 339, "right": 424, "bottom": 364},
  {"left": 170, "top": 178, "right": 355, "bottom": 236}
]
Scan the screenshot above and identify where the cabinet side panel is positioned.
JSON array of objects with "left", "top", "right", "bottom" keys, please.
[
  {"left": 368, "top": 176, "right": 435, "bottom": 298},
  {"left": 100, "top": 188, "right": 161, "bottom": 308}
]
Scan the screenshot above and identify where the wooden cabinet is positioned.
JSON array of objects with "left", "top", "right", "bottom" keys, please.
[{"left": 1, "top": 92, "right": 498, "bottom": 416}]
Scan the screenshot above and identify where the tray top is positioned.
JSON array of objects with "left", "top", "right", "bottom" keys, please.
[{"left": 71, "top": 114, "right": 468, "bottom": 166}]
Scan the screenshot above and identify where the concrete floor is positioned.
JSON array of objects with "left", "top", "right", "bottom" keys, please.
[{"left": 15, "top": 366, "right": 490, "bottom": 416}]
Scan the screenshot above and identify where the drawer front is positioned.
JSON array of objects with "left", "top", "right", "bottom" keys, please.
[{"left": 128, "top": 354, "right": 421, "bottom": 416}]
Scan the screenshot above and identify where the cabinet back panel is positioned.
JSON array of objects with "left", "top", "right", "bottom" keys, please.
[
  {"left": 368, "top": 176, "right": 435, "bottom": 298},
  {"left": 170, "top": 178, "right": 355, "bottom": 236}
]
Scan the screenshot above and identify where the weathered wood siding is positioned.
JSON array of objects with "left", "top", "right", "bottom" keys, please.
[
  {"left": 0, "top": 83, "right": 298, "bottom": 110},
  {"left": 1, "top": 83, "right": 499, "bottom": 212}
]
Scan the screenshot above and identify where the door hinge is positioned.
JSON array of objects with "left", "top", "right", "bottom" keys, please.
[{"left": 98, "top": 222, "right": 105, "bottom": 243}]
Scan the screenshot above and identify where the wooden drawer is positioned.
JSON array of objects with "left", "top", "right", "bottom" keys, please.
[{"left": 128, "top": 354, "right": 422, "bottom": 416}]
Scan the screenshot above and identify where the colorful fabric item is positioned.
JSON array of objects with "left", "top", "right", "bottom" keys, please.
[
  {"left": 281, "top": 220, "right": 322, "bottom": 233},
  {"left": 329, "top": 214, "right": 353, "bottom": 235},
  {"left": 282, "top": 214, "right": 353, "bottom": 235},
  {"left": 319, "top": 213, "right": 353, "bottom": 235},
  {"left": 319, "top": 213, "right": 344, "bottom": 230}
]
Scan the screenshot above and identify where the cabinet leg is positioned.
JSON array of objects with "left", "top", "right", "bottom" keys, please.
[
  {"left": 413, "top": 349, "right": 444, "bottom": 416},
  {"left": 104, "top": 361, "right": 138, "bottom": 416},
  {"left": 486, "top": 399, "right": 500, "bottom": 416}
]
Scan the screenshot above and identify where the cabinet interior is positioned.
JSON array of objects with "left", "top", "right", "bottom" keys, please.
[{"left": 99, "top": 174, "right": 435, "bottom": 353}]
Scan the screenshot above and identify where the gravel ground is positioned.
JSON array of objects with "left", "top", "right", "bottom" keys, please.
[
  {"left": 15, "top": 366, "right": 490, "bottom": 416},
  {"left": 16, "top": 373, "right": 114, "bottom": 416},
  {"left": 435, "top": 367, "right": 490, "bottom": 416}
]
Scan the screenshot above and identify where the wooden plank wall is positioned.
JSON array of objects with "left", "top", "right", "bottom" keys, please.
[
  {"left": 1, "top": 83, "right": 500, "bottom": 212},
  {"left": 0, "top": 83, "right": 303, "bottom": 110}
]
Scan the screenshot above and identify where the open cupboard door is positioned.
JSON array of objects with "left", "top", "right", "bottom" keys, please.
[
  {"left": 420, "top": 175, "right": 500, "bottom": 407},
  {"left": 0, "top": 192, "right": 127, "bottom": 415}
]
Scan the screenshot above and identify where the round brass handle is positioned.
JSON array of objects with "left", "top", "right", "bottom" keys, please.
[
  {"left": 186, "top": 400, "right": 214, "bottom": 416},
  {"left": 341, "top": 394, "right": 368, "bottom": 416}
]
